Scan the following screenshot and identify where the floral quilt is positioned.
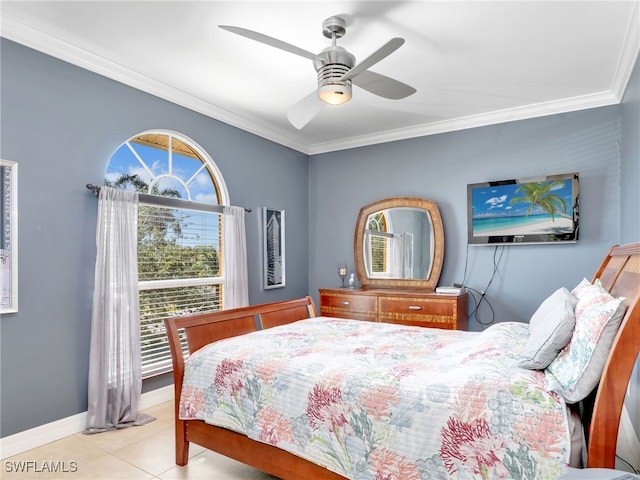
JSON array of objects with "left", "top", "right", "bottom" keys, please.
[{"left": 179, "top": 317, "right": 572, "bottom": 480}]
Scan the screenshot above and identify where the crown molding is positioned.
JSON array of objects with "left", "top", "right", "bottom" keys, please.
[
  {"left": 611, "top": 1, "right": 640, "bottom": 100},
  {"left": 2, "top": 5, "right": 638, "bottom": 156},
  {"left": 0, "top": 14, "right": 310, "bottom": 154},
  {"left": 308, "top": 90, "right": 621, "bottom": 155}
]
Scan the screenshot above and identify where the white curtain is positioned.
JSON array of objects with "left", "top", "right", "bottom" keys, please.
[
  {"left": 85, "top": 187, "right": 153, "bottom": 433},
  {"left": 222, "top": 206, "right": 249, "bottom": 309}
]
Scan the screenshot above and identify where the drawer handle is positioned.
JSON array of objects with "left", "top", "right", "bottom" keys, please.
[
  {"left": 408, "top": 305, "right": 422, "bottom": 311},
  {"left": 341, "top": 301, "right": 351, "bottom": 305}
]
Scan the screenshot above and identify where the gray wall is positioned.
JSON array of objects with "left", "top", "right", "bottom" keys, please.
[
  {"left": 309, "top": 107, "right": 623, "bottom": 325},
  {"left": 0, "top": 39, "right": 310, "bottom": 437},
  {"left": 621, "top": 54, "right": 640, "bottom": 244}
]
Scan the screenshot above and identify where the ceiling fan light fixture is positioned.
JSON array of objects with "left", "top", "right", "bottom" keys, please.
[{"left": 318, "top": 83, "right": 352, "bottom": 105}]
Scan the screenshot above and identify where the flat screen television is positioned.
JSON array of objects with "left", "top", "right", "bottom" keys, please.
[{"left": 467, "top": 172, "right": 579, "bottom": 246}]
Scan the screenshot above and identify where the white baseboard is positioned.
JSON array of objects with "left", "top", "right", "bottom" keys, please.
[
  {"left": 0, "top": 385, "right": 174, "bottom": 460},
  {"left": 139, "top": 384, "right": 174, "bottom": 411}
]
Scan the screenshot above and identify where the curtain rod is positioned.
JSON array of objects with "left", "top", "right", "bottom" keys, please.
[{"left": 86, "top": 184, "right": 251, "bottom": 213}]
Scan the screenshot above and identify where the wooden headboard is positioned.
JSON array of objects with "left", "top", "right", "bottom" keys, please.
[{"left": 587, "top": 242, "right": 640, "bottom": 468}]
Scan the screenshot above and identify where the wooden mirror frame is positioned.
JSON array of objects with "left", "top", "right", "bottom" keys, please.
[{"left": 353, "top": 197, "right": 444, "bottom": 291}]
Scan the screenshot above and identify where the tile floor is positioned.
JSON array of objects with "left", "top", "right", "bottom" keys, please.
[{"left": 2, "top": 401, "right": 279, "bottom": 479}]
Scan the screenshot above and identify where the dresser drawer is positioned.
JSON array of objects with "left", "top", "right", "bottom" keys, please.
[
  {"left": 379, "top": 296, "right": 454, "bottom": 316},
  {"left": 378, "top": 296, "right": 459, "bottom": 328},
  {"left": 319, "top": 290, "right": 376, "bottom": 320}
]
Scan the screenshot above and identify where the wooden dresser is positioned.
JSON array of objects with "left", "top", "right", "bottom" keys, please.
[{"left": 319, "top": 288, "right": 467, "bottom": 330}]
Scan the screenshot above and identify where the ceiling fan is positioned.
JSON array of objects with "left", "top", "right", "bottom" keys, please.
[{"left": 219, "top": 16, "right": 417, "bottom": 129}]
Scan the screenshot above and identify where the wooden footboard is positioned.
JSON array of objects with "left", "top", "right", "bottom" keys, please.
[
  {"left": 163, "top": 296, "right": 325, "bottom": 474},
  {"left": 184, "top": 420, "right": 348, "bottom": 479},
  {"left": 164, "top": 243, "right": 640, "bottom": 477}
]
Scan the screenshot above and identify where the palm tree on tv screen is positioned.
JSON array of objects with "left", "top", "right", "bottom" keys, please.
[{"left": 509, "top": 180, "right": 568, "bottom": 221}]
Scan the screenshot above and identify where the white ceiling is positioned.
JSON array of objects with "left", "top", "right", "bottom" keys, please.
[{"left": 2, "top": 1, "right": 639, "bottom": 154}]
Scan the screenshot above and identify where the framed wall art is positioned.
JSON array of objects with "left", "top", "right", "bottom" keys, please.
[
  {"left": 1, "top": 160, "right": 18, "bottom": 313},
  {"left": 262, "top": 207, "right": 285, "bottom": 289}
]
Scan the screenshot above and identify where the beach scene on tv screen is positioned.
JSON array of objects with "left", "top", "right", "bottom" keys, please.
[{"left": 471, "top": 178, "right": 575, "bottom": 237}]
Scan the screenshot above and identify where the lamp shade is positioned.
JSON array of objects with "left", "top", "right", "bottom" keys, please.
[{"left": 318, "top": 83, "right": 352, "bottom": 105}]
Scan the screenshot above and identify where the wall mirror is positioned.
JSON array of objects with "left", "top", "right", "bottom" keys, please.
[{"left": 354, "top": 197, "right": 444, "bottom": 291}]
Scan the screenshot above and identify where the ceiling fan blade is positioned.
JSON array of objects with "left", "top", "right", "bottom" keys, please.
[
  {"left": 287, "top": 91, "right": 324, "bottom": 129},
  {"left": 219, "top": 25, "right": 316, "bottom": 61},
  {"left": 341, "top": 37, "right": 405, "bottom": 81},
  {"left": 352, "top": 70, "right": 416, "bottom": 100}
]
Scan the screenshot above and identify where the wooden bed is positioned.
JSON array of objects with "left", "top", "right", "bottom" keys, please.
[{"left": 165, "top": 242, "right": 640, "bottom": 478}]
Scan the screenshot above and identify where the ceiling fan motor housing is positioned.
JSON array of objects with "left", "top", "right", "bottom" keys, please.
[{"left": 314, "top": 46, "right": 355, "bottom": 105}]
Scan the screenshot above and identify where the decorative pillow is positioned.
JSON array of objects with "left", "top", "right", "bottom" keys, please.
[
  {"left": 545, "top": 282, "right": 627, "bottom": 403},
  {"left": 518, "top": 287, "right": 578, "bottom": 369},
  {"left": 571, "top": 277, "right": 593, "bottom": 299}
]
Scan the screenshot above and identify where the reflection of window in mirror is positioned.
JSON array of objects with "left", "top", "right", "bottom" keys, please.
[
  {"left": 367, "top": 212, "right": 387, "bottom": 275},
  {"left": 366, "top": 209, "right": 425, "bottom": 280}
]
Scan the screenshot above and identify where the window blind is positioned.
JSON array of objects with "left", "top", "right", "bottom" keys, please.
[
  {"left": 138, "top": 204, "right": 223, "bottom": 377},
  {"left": 368, "top": 232, "right": 389, "bottom": 274}
]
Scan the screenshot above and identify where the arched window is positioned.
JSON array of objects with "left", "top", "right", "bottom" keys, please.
[
  {"left": 105, "top": 130, "right": 229, "bottom": 378},
  {"left": 367, "top": 211, "right": 389, "bottom": 275}
]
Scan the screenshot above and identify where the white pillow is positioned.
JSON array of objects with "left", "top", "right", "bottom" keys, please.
[
  {"left": 545, "top": 282, "right": 626, "bottom": 403},
  {"left": 571, "top": 278, "right": 593, "bottom": 299},
  {"left": 518, "top": 287, "right": 578, "bottom": 370}
]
